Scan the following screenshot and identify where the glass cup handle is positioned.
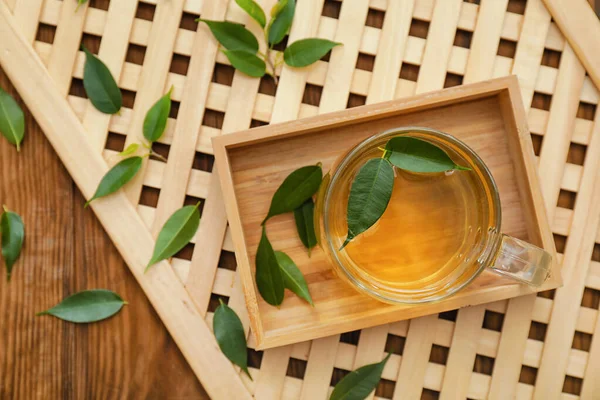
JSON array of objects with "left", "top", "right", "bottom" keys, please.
[{"left": 487, "top": 235, "right": 552, "bottom": 287}]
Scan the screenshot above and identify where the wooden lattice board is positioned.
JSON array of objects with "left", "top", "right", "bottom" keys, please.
[{"left": 1, "top": 0, "right": 600, "bottom": 399}]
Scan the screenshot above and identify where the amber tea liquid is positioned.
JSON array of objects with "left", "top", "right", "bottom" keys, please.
[{"left": 326, "top": 132, "right": 499, "bottom": 295}]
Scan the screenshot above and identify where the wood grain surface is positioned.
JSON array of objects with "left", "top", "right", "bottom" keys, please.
[{"left": 0, "top": 1, "right": 596, "bottom": 399}]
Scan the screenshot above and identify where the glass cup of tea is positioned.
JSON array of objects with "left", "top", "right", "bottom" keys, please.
[{"left": 315, "top": 127, "right": 552, "bottom": 304}]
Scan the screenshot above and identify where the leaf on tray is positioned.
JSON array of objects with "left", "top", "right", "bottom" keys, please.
[
  {"left": 255, "top": 226, "right": 284, "bottom": 306},
  {"left": 1, "top": 206, "right": 24, "bottom": 282},
  {"left": 0, "top": 87, "right": 25, "bottom": 151},
  {"left": 293, "top": 198, "right": 317, "bottom": 256},
  {"left": 82, "top": 46, "right": 123, "bottom": 114},
  {"left": 86, "top": 156, "right": 143, "bottom": 206},
  {"left": 213, "top": 299, "right": 252, "bottom": 379},
  {"left": 275, "top": 251, "right": 313, "bottom": 306},
  {"left": 37, "top": 289, "right": 127, "bottom": 323}
]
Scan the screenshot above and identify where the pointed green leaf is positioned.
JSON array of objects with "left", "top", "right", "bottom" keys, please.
[
  {"left": 86, "top": 156, "right": 143, "bottom": 206},
  {"left": 255, "top": 227, "right": 284, "bottom": 306},
  {"left": 284, "top": 38, "right": 341, "bottom": 68},
  {"left": 1, "top": 206, "right": 24, "bottom": 282},
  {"left": 263, "top": 164, "right": 322, "bottom": 224},
  {"left": 267, "top": 0, "right": 295, "bottom": 46},
  {"left": 270, "top": 0, "right": 288, "bottom": 18},
  {"left": 82, "top": 47, "right": 122, "bottom": 114},
  {"left": 198, "top": 19, "right": 259, "bottom": 53},
  {"left": 222, "top": 50, "right": 266, "bottom": 78},
  {"left": 146, "top": 204, "right": 201, "bottom": 270},
  {"left": 294, "top": 198, "right": 317, "bottom": 256},
  {"left": 330, "top": 353, "right": 391, "bottom": 400},
  {"left": 117, "top": 143, "right": 140, "bottom": 157},
  {"left": 143, "top": 87, "right": 172, "bottom": 143},
  {"left": 275, "top": 251, "right": 313, "bottom": 306},
  {"left": 385, "top": 136, "right": 471, "bottom": 172},
  {"left": 213, "top": 299, "right": 252, "bottom": 379},
  {"left": 37, "top": 289, "right": 126, "bottom": 323},
  {"left": 341, "top": 158, "right": 394, "bottom": 249},
  {"left": 235, "top": 0, "right": 266, "bottom": 28},
  {"left": 0, "top": 87, "right": 25, "bottom": 151}
]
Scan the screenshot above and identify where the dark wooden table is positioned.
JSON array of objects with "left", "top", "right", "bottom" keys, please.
[{"left": 0, "top": 1, "right": 597, "bottom": 399}]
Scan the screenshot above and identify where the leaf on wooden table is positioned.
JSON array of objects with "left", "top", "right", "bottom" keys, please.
[
  {"left": 222, "top": 50, "right": 266, "bottom": 78},
  {"left": 262, "top": 164, "right": 323, "bottom": 224},
  {"left": 198, "top": 19, "right": 259, "bottom": 53},
  {"left": 330, "top": 353, "right": 391, "bottom": 400},
  {"left": 267, "top": 0, "right": 295, "bottom": 46},
  {"left": 82, "top": 46, "right": 123, "bottom": 114},
  {"left": 284, "top": 38, "right": 342, "bottom": 68},
  {"left": 235, "top": 0, "right": 266, "bottom": 28},
  {"left": 117, "top": 143, "right": 140, "bottom": 157},
  {"left": 255, "top": 227, "right": 284, "bottom": 306},
  {"left": 1, "top": 206, "right": 24, "bottom": 282},
  {"left": 85, "top": 156, "right": 143, "bottom": 206},
  {"left": 275, "top": 251, "right": 313, "bottom": 306},
  {"left": 385, "top": 136, "right": 471, "bottom": 172},
  {"left": 143, "top": 87, "right": 172, "bottom": 144},
  {"left": 0, "top": 87, "right": 25, "bottom": 151},
  {"left": 294, "top": 198, "right": 317, "bottom": 256},
  {"left": 146, "top": 203, "right": 201, "bottom": 271},
  {"left": 341, "top": 158, "right": 394, "bottom": 249},
  {"left": 213, "top": 299, "right": 252, "bottom": 379},
  {"left": 37, "top": 289, "right": 127, "bottom": 323}
]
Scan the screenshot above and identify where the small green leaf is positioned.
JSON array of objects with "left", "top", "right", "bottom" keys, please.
[
  {"left": 75, "top": 0, "right": 88, "bottom": 12},
  {"left": 37, "top": 289, "right": 126, "bottom": 323},
  {"left": 146, "top": 204, "right": 201, "bottom": 270},
  {"left": 82, "top": 47, "right": 122, "bottom": 114},
  {"left": 0, "top": 87, "right": 25, "bottom": 151},
  {"left": 117, "top": 143, "right": 140, "bottom": 157},
  {"left": 270, "top": 0, "right": 288, "bottom": 18},
  {"left": 330, "top": 353, "right": 391, "bottom": 400},
  {"left": 198, "top": 19, "right": 259, "bottom": 53},
  {"left": 275, "top": 251, "right": 313, "bottom": 306},
  {"left": 263, "top": 164, "right": 322, "bottom": 224},
  {"left": 222, "top": 50, "right": 266, "bottom": 78},
  {"left": 284, "top": 38, "right": 341, "bottom": 68},
  {"left": 235, "top": 0, "right": 266, "bottom": 28},
  {"left": 1, "top": 206, "right": 24, "bottom": 282},
  {"left": 143, "top": 87, "right": 172, "bottom": 144},
  {"left": 294, "top": 198, "right": 317, "bottom": 256},
  {"left": 385, "top": 136, "right": 471, "bottom": 172},
  {"left": 341, "top": 158, "right": 394, "bottom": 249},
  {"left": 86, "top": 156, "right": 143, "bottom": 206},
  {"left": 255, "top": 227, "right": 284, "bottom": 306},
  {"left": 213, "top": 299, "right": 252, "bottom": 379},
  {"left": 267, "top": 0, "right": 295, "bottom": 46}
]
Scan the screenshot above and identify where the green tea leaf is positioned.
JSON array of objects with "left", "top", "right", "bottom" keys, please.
[
  {"left": 146, "top": 204, "right": 201, "bottom": 270},
  {"left": 284, "top": 38, "right": 341, "bottom": 68},
  {"left": 341, "top": 158, "right": 394, "bottom": 249},
  {"left": 143, "top": 87, "right": 172, "bottom": 143},
  {"left": 270, "top": 0, "right": 288, "bottom": 17},
  {"left": 0, "top": 87, "right": 25, "bottom": 151},
  {"left": 213, "top": 299, "right": 252, "bottom": 379},
  {"left": 222, "top": 50, "right": 266, "bottom": 78},
  {"left": 267, "top": 0, "right": 295, "bottom": 46},
  {"left": 1, "top": 206, "right": 24, "bottom": 282},
  {"left": 255, "top": 227, "right": 284, "bottom": 306},
  {"left": 275, "top": 251, "right": 313, "bottom": 306},
  {"left": 118, "top": 143, "right": 140, "bottom": 157},
  {"left": 330, "top": 353, "right": 391, "bottom": 400},
  {"left": 37, "top": 289, "right": 126, "bottom": 323},
  {"left": 198, "top": 19, "right": 259, "bottom": 53},
  {"left": 385, "top": 136, "right": 471, "bottom": 172},
  {"left": 294, "top": 198, "right": 317, "bottom": 256},
  {"left": 86, "top": 156, "right": 142, "bottom": 206},
  {"left": 263, "top": 164, "right": 322, "bottom": 224},
  {"left": 82, "top": 47, "right": 122, "bottom": 114},
  {"left": 235, "top": 0, "right": 266, "bottom": 28}
]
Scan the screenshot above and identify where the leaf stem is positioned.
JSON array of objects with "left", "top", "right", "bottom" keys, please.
[
  {"left": 149, "top": 151, "right": 168, "bottom": 163},
  {"left": 263, "top": 48, "right": 279, "bottom": 85}
]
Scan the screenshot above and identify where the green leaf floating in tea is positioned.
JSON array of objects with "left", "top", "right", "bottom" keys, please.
[
  {"left": 329, "top": 353, "right": 391, "bottom": 400},
  {"left": 146, "top": 203, "right": 201, "bottom": 271},
  {"left": 0, "top": 87, "right": 25, "bottom": 151},
  {"left": 86, "top": 156, "right": 143, "bottom": 206},
  {"left": 262, "top": 164, "right": 322, "bottom": 224},
  {"left": 213, "top": 299, "right": 252, "bottom": 379},
  {"left": 385, "top": 136, "right": 471, "bottom": 173},
  {"left": 143, "top": 87, "right": 173, "bottom": 144},
  {"left": 294, "top": 198, "right": 317, "bottom": 256},
  {"left": 82, "top": 46, "right": 123, "bottom": 115},
  {"left": 267, "top": 0, "right": 295, "bottom": 46},
  {"left": 37, "top": 289, "right": 127, "bottom": 323},
  {"left": 341, "top": 158, "right": 394, "bottom": 250},
  {"left": 284, "top": 38, "right": 342, "bottom": 68},
  {"left": 255, "top": 226, "right": 284, "bottom": 306},
  {"left": 1, "top": 206, "right": 24, "bottom": 282},
  {"left": 275, "top": 251, "right": 313, "bottom": 306},
  {"left": 198, "top": 20, "right": 259, "bottom": 53},
  {"left": 235, "top": 0, "right": 266, "bottom": 28},
  {"left": 222, "top": 50, "right": 266, "bottom": 78}
]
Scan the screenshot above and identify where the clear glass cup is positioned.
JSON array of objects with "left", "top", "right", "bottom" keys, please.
[{"left": 315, "top": 127, "right": 552, "bottom": 304}]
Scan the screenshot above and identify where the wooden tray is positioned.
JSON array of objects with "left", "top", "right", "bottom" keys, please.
[{"left": 213, "top": 76, "right": 561, "bottom": 349}]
